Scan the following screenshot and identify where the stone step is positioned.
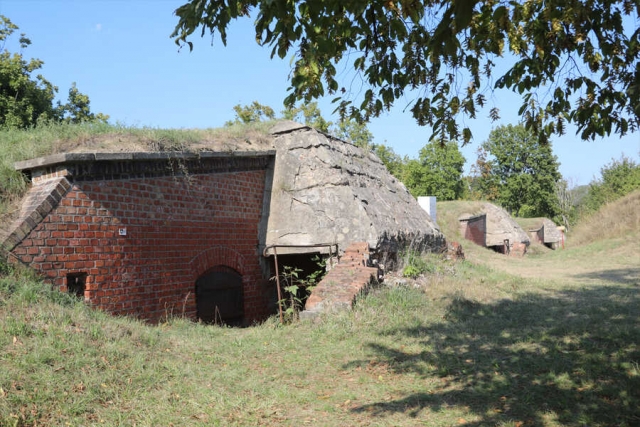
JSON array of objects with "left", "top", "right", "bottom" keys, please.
[{"left": 300, "top": 242, "right": 378, "bottom": 320}]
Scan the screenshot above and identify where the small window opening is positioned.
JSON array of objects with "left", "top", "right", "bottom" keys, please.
[{"left": 67, "top": 272, "right": 87, "bottom": 298}]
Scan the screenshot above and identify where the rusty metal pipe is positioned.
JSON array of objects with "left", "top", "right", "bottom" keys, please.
[{"left": 272, "top": 246, "right": 284, "bottom": 324}]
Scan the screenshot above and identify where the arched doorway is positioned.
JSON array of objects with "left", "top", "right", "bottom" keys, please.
[{"left": 195, "top": 266, "right": 243, "bottom": 326}]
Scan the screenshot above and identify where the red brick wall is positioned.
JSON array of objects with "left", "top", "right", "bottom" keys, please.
[
  {"left": 460, "top": 215, "right": 486, "bottom": 247},
  {"left": 10, "top": 171, "right": 271, "bottom": 323}
]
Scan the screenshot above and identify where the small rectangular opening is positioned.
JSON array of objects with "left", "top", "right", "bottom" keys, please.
[{"left": 66, "top": 272, "right": 87, "bottom": 298}]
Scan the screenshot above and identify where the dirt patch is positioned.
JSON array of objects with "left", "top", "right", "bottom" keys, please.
[{"left": 468, "top": 237, "right": 640, "bottom": 286}]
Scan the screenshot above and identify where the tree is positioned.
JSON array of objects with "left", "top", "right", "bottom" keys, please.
[
  {"left": 333, "top": 118, "right": 373, "bottom": 149},
  {"left": 282, "top": 101, "right": 331, "bottom": 133},
  {"left": 581, "top": 156, "right": 640, "bottom": 212},
  {"left": 0, "top": 15, "right": 108, "bottom": 129},
  {"left": 172, "top": 0, "right": 639, "bottom": 144},
  {"left": 371, "top": 143, "right": 406, "bottom": 178},
  {"left": 285, "top": 101, "right": 373, "bottom": 147},
  {"left": 228, "top": 100, "right": 375, "bottom": 148},
  {"left": 60, "top": 83, "right": 110, "bottom": 124},
  {"left": 0, "top": 16, "right": 57, "bottom": 128},
  {"left": 479, "top": 124, "right": 561, "bottom": 218},
  {"left": 555, "top": 178, "right": 578, "bottom": 229},
  {"left": 468, "top": 146, "right": 499, "bottom": 201},
  {"left": 225, "top": 100, "right": 276, "bottom": 125},
  {"left": 402, "top": 140, "right": 465, "bottom": 200}
]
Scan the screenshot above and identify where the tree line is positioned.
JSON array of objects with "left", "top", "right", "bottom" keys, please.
[
  {"left": 0, "top": 16, "right": 107, "bottom": 129},
  {"left": 2, "top": 10, "right": 637, "bottom": 231}
]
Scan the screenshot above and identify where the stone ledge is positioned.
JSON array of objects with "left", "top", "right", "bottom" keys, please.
[
  {"left": 15, "top": 150, "right": 277, "bottom": 172},
  {"left": 0, "top": 177, "right": 71, "bottom": 253}
]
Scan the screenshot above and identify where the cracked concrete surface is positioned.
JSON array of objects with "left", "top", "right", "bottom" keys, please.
[{"left": 266, "top": 121, "right": 444, "bottom": 259}]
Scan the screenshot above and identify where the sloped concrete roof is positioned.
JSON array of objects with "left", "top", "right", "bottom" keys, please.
[
  {"left": 478, "top": 203, "right": 530, "bottom": 247},
  {"left": 265, "top": 122, "right": 444, "bottom": 256},
  {"left": 517, "top": 217, "right": 563, "bottom": 243},
  {"left": 457, "top": 202, "right": 530, "bottom": 247}
]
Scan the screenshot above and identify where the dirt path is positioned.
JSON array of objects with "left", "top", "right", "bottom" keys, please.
[{"left": 466, "top": 238, "right": 640, "bottom": 287}]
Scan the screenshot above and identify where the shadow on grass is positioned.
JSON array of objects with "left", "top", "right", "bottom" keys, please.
[
  {"left": 348, "top": 284, "right": 640, "bottom": 426},
  {"left": 573, "top": 267, "right": 640, "bottom": 285}
]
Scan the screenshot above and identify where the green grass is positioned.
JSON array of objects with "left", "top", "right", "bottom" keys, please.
[{"left": 2, "top": 234, "right": 639, "bottom": 426}]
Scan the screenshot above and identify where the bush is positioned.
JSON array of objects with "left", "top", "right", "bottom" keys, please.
[{"left": 581, "top": 156, "right": 640, "bottom": 214}]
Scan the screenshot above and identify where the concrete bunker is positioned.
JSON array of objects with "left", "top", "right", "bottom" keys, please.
[
  {"left": 517, "top": 217, "right": 564, "bottom": 250},
  {"left": 458, "top": 203, "right": 530, "bottom": 256}
]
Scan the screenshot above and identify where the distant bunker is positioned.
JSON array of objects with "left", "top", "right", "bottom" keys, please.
[
  {"left": 519, "top": 218, "right": 564, "bottom": 249},
  {"left": 459, "top": 203, "right": 530, "bottom": 256},
  {"left": 1, "top": 122, "right": 444, "bottom": 324}
]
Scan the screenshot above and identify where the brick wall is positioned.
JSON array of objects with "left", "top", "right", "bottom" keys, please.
[
  {"left": 302, "top": 242, "right": 378, "bottom": 318},
  {"left": 7, "top": 154, "right": 274, "bottom": 324},
  {"left": 459, "top": 214, "right": 486, "bottom": 247}
]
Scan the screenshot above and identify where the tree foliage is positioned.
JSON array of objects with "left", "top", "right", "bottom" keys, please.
[
  {"left": 172, "top": 0, "right": 639, "bottom": 144},
  {"left": 0, "top": 15, "right": 108, "bottom": 129},
  {"left": 225, "top": 100, "right": 276, "bottom": 125},
  {"left": 468, "top": 146, "right": 499, "bottom": 201},
  {"left": 402, "top": 140, "right": 465, "bottom": 200},
  {"left": 555, "top": 178, "right": 579, "bottom": 229},
  {"left": 228, "top": 100, "right": 374, "bottom": 147},
  {"left": 478, "top": 124, "right": 561, "bottom": 218},
  {"left": 60, "top": 83, "right": 110, "bottom": 125},
  {"left": 581, "top": 155, "right": 640, "bottom": 212},
  {"left": 282, "top": 101, "right": 331, "bottom": 133},
  {"left": 371, "top": 143, "right": 406, "bottom": 178}
]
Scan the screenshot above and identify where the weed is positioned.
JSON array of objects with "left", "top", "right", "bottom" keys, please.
[{"left": 400, "top": 250, "right": 440, "bottom": 278}]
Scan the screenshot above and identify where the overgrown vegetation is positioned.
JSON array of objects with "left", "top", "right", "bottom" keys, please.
[
  {"left": 581, "top": 156, "right": 640, "bottom": 215},
  {"left": 275, "top": 258, "right": 325, "bottom": 323},
  {"left": 570, "top": 190, "right": 640, "bottom": 247}
]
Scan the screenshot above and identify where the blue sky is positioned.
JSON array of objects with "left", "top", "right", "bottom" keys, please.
[{"left": 2, "top": 0, "right": 638, "bottom": 186}]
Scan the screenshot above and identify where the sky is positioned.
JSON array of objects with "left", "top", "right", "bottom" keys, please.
[{"left": 1, "top": 0, "right": 638, "bottom": 186}]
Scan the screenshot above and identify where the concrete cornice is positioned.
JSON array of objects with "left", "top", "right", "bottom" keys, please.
[{"left": 15, "top": 150, "right": 277, "bottom": 172}]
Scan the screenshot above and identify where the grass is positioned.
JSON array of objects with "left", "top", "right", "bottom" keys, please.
[
  {"left": 568, "top": 190, "right": 640, "bottom": 247},
  {"left": 2, "top": 210, "right": 639, "bottom": 426}
]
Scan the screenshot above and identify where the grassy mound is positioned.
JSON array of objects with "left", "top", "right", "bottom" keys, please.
[
  {"left": 569, "top": 190, "right": 640, "bottom": 247},
  {"left": 1, "top": 125, "right": 638, "bottom": 426},
  {"left": 0, "top": 121, "right": 274, "bottom": 219}
]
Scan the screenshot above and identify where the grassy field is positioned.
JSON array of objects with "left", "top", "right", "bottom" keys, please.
[{"left": 1, "top": 192, "right": 638, "bottom": 426}]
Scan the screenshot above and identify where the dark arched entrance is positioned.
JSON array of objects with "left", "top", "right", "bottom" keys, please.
[{"left": 195, "top": 266, "right": 243, "bottom": 326}]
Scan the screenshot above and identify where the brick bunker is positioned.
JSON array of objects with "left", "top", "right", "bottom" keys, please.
[
  {"left": 1, "top": 152, "right": 276, "bottom": 324},
  {"left": 1, "top": 123, "right": 446, "bottom": 324}
]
